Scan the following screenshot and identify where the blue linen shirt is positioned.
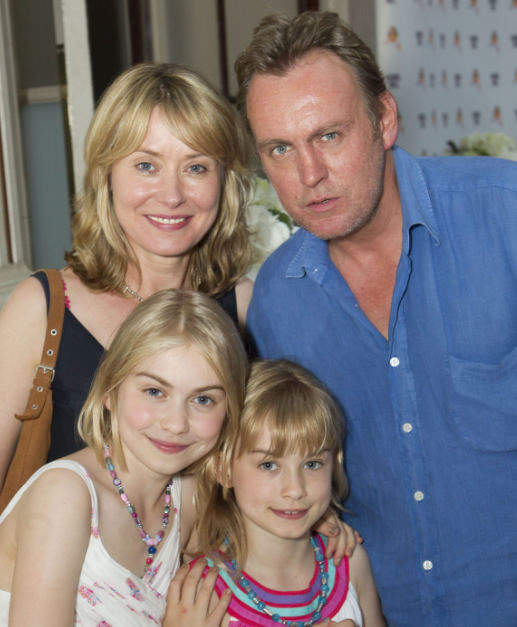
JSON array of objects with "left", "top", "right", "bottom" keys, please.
[{"left": 247, "top": 146, "right": 517, "bottom": 627}]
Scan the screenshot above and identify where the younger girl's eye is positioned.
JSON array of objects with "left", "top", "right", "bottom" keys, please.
[
  {"left": 259, "top": 461, "right": 279, "bottom": 471},
  {"left": 193, "top": 395, "right": 214, "bottom": 406},
  {"left": 188, "top": 164, "right": 207, "bottom": 173},
  {"left": 304, "top": 460, "right": 323, "bottom": 470},
  {"left": 137, "top": 162, "right": 155, "bottom": 172},
  {"left": 145, "top": 388, "right": 163, "bottom": 397}
]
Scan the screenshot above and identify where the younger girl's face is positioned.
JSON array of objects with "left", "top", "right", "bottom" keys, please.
[
  {"left": 228, "top": 427, "right": 333, "bottom": 542},
  {"left": 109, "top": 344, "right": 227, "bottom": 476}
]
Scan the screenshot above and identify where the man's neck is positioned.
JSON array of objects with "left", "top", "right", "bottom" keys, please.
[
  {"left": 328, "top": 152, "right": 402, "bottom": 340},
  {"left": 328, "top": 150, "right": 402, "bottom": 265}
]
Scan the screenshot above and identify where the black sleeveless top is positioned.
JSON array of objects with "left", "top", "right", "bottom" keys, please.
[{"left": 33, "top": 271, "right": 239, "bottom": 461}]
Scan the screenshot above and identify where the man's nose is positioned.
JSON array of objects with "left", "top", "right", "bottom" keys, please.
[{"left": 297, "top": 147, "right": 328, "bottom": 188}]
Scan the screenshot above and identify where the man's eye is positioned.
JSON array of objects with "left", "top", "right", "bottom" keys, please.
[
  {"left": 304, "top": 460, "right": 323, "bottom": 470},
  {"left": 272, "top": 145, "right": 288, "bottom": 156},
  {"left": 137, "top": 162, "right": 155, "bottom": 172},
  {"left": 322, "top": 132, "right": 337, "bottom": 141},
  {"left": 259, "top": 461, "right": 279, "bottom": 471}
]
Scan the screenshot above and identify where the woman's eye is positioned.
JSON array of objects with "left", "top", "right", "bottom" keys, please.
[
  {"left": 322, "top": 132, "right": 337, "bottom": 141},
  {"left": 259, "top": 461, "right": 279, "bottom": 471},
  {"left": 188, "top": 164, "right": 207, "bottom": 173},
  {"left": 193, "top": 395, "right": 213, "bottom": 406},
  {"left": 145, "top": 388, "right": 163, "bottom": 397},
  {"left": 304, "top": 460, "right": 323, "bottom": 470},
  {"left": 137, "top": 162, "right": 155, "bottom": 172},
  {"left": 272, "top": 145, "right": 288, "bottom": 156}
]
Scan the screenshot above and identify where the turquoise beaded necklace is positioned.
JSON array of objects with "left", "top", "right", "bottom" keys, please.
[{"left": 224, "top": 535, "right": 329, "bottom": 626}]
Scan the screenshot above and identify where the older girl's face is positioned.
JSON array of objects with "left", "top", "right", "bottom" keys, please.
[
  {"left": 110, "top": 344, "right": 227, "bottom": 478},
  {"left": 110, "top": 106, "right": 222, "bottom": 265}
]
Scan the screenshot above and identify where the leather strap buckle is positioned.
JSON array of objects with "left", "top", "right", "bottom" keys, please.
[{"left": 36, "top": 365, "right": 55, "bottom": 382}]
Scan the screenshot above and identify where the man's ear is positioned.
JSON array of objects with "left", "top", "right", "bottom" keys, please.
[
  {"left": 216, "top": 456, "right": 232, "bottom": 488},
  {"left": 378, "top": 91, "right": 399, "bottom": 150}
]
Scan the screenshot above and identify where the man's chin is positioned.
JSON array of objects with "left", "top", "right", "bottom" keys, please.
[{"left": 296, "top": 218, "right": 356, "bottom": 241}]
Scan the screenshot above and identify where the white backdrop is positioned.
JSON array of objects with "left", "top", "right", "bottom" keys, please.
[{"left": 375, "top": 0, "right": 517, "bottom": 156}]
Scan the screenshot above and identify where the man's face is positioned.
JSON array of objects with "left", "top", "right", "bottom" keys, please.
[{"left": 246, "top": 51, "right": 395, "bottom": 241}]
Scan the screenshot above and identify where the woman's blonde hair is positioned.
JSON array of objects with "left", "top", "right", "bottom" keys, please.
[
  {"left": 77, "top": 290, "right": 248, "bottom": 472},
  {"left": 196, "top": 359, "right": 348, "bottom": 573},
  {"left": 65, "top": 63, "right": 253, "bottom": 297}
]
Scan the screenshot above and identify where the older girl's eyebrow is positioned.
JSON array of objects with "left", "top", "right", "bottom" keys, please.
[
  {"left": 134, "top": 372, "right": 170, "bottom": 387},
  {"left": 133, "top": 372, "right": 224, "bottom": 394}
]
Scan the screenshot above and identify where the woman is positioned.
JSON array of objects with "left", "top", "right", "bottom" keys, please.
[{"left": 0, "top": 63, "right": 254, "bottom": 489}]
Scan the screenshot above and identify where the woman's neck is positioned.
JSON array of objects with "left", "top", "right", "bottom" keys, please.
[
  {"left": 125, "top": 252, "right": 192, "bottom": 299},
  {"left": 242, "top": 529, "right": 317, "bottom": 592}
]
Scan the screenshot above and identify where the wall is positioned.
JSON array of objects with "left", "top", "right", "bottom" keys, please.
[
  {"left": 10, "top": 0, "right": 72, "bottom": 270},
  {"left": 376, "top": 0, "right": 517, "bottom": 156},
  {"left": 165, "top": 0, "right": 297, "bottom": 93},
  {"left": 166, "top": 0, "right": 221, "bottom": 88}
]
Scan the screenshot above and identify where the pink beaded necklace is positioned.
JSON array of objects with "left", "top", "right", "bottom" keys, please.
[{"left": 104, "top": 444, "right": 174, "bottom": 573}]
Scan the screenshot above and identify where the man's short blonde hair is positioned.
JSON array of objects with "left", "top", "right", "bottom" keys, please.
[{"left": 235, "top": 11, "right": 387, "bottom": 135}]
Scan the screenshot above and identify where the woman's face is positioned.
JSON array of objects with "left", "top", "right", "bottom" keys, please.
[
  {"left": 110, "top": 344, "right": 227, "bottom": 477},
  {"left": 110, "top": 106, "right": 222, "bottom": 267}
]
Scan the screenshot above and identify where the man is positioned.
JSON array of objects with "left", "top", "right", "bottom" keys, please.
[{"left": 236, "top": 11, "right": 517, "bottom": 627}]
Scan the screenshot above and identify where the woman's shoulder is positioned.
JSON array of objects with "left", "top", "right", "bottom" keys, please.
[
  {"left": 0, "top": 274, "right": 48, "bottom": 321},
  {"left": 234, "top": 276, "right": 253, "bottom": 331}
]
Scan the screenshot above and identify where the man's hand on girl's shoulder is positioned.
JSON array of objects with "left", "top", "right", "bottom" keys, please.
[{"left": 312, "top": 508, "right": 363, "bottom": 566}]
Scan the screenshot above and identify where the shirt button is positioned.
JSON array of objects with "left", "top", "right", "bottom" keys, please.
[
  {"left": 423, "top": 560, "right": 433, "bottom": 570},
  {"left": 403, "top": 423, "right": 413, "bottom": 433},
  {"left": 390, "top": 357, "right": 400, "bottom": 367},
  {"left": 414, "top": 491, "right": 424, "bottom": 501}
]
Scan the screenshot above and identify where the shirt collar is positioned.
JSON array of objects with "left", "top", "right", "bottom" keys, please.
[
  {"left": 393, "top": 145, "right": 441, "bottom": 251},
  {"left": 285, "top": 145, "right": 441, "bottom": 281}
]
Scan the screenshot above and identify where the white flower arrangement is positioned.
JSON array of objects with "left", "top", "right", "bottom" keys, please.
[
  {"left": 246, "top": 177, "right": 298, "bottom": 280},
  {"left": 445, "top": 132, "right": 517, "bottom": 161}
]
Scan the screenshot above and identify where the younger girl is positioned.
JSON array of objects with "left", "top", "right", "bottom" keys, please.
[
  {"left": 0, "top": 290, "right": 248, "bottom": 626},
  {"left": 191, "top": 360, "right": 385, "bottom": 627}
]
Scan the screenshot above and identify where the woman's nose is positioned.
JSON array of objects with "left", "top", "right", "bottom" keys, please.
[{"left": 157, "top": 171, "right": 186, "bottom": 207}]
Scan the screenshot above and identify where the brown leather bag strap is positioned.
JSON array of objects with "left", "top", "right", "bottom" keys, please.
[{"left": 15, "top": 269, "right": 66, "bottom": 422}]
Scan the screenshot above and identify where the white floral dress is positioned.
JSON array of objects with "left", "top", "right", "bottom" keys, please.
[{"left": 0, "top": 461, "right": 181, "bottom": 626}]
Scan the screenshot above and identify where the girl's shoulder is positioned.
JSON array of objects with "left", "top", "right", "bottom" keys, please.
[
  {"left": 347, "top": 543, "right": 371, "bottom": 585},
  {"left": 2, "top": 461, "right": 95, "bottom": 529}
]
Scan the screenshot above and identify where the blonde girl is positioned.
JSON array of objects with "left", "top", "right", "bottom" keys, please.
[
  {"left": 174, "top": 360, "right": 385, "bottom": 627},
  {"left": 0, "top": 290, "right": 247, "bottom": 626}
]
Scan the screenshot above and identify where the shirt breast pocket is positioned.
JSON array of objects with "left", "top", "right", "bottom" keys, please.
[{"left": 446, "top": 345, "right": 517, "bottom": 452}]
